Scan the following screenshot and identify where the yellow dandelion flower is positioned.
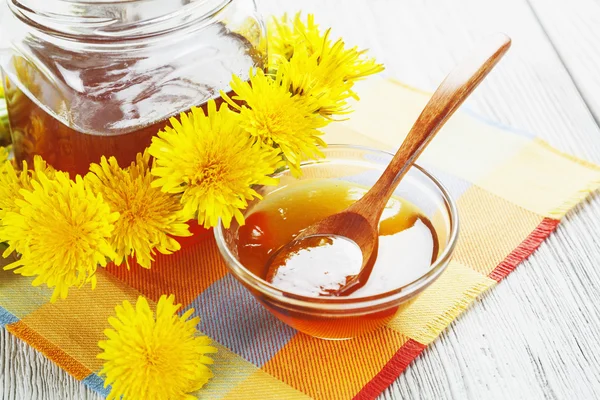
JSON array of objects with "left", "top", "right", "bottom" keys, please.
[
  {"left": 87, "top": 152, "right": 191, "bottom": 268},
  {"left": 268, "top": 13, "right": 384, "bottom": 118},
  {"left": 29, "top": 155, "right": 58, "bottom": 183},
  {"left": 98, "top": 295, "right": 216, "bottom": 400},
  {"left": 267, "top": 13, "right": 323, "bottom": 65},
  {"left": 0, "top": 156, "right": 58, "bottom": 221},
  {"left": 223, "top": 69, "right": 328, "bottom": 175},
  {"left": 86, "top": 151, "right": 191, "bottom": 269},
  {"left": 278, "top": 47, "right": 356, "bottom": 117},
  {"left": 149, "top": 100, "right": 283, "bottom": 229},
  {"left": 0, "top": 170, "right": 118, "bottom": 302}
]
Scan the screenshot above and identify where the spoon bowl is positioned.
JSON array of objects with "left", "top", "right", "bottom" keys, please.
[{"left": 266, "top": 211, "right": 379, "bottom": 295}]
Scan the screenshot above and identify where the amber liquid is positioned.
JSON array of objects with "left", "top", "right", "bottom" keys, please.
[
  {"left": 5, "top": 78, "right": 162, "bottom": 174},
  {"left": 236, "top": 179, "right": 439, "bottom": 338},
  {"left": 3, "top": 77, "right": 231, "bottom": 175},
  {"left": 2, "top": 25, "right": 259, "bottom": 175}
]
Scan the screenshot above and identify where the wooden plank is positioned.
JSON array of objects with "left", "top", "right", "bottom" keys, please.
[
  {"left": 3, "top": 0, "right": 600, "bottom": 399},
  {"left": 527, "top": 0, "right": 600, "bottom": 125},
  {"left": 0, "top": 329, "right": 97, "bottom": 399}
]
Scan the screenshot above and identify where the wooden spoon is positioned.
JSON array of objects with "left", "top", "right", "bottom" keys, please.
[{"left": 266, "top": 34, "right": 512, "bottom": 296}]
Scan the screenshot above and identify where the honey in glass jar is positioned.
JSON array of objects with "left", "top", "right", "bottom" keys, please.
[{"left": 0, "top": 0, "right": 265, "bottom": 175}]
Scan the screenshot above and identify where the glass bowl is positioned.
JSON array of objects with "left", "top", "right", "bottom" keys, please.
[{"left": 214, "top": 145, "right": 459, "bottom": 340}]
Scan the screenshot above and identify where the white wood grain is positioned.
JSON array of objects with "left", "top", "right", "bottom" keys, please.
[
  {"left": 0, "top": 328, "right": 97, "bottom": 399},
  {"left": 527, "top": 0, "right": 600, "bottom": 124},
  {"left": 3, "top": 0, "right": 600, "bottom": 399}
]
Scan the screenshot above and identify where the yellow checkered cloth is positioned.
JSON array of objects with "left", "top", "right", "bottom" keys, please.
[{"left": 1, "top": 80, "right": 598, "bottom": 399}]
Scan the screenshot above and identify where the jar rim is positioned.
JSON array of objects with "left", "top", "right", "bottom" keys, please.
[
  {"left": 7, "top": 0, "right": 233, "bottom": 43},
  {"left": 214, "top": 144, "right": 460, "bottom": 312}
]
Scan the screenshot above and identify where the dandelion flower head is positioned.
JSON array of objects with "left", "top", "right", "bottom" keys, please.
[
  {"left": 98, "top": 295, "right": 216, "bottom": 400},
  {"left": 86, "top": 151, "right": 191, "bottom": 269},
  {"left": 149, "top": 100, "right": 283, "bottom": 228},
  {"left": 223, "top": 69, "right": 328, "bottom": 176},
  {"left": 0, "top": 169, "right": 118, "bottom": 302}
]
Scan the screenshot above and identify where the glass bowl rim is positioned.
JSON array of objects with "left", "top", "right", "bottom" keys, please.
[{"left": 214, "top": 144, "right": 459, "bottom": 310}]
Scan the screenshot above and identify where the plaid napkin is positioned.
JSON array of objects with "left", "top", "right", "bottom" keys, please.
[{"left": 1, "top": 80, "right": 599, "bottom": 400}]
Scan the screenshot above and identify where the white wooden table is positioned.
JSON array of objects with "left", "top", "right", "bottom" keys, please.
[{"left": 2, "top": 0, "right": 600, "bottom": 398}]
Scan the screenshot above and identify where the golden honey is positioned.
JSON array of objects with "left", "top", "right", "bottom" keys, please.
[{"left": 236, "top": 179, "right": 439, "bottom": 338}]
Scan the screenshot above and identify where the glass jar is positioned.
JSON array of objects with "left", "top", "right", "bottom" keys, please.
[{"left": 0, "top": 0, "right": 265, "bottom": 175}]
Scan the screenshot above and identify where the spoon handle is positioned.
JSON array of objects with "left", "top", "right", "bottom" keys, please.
[{"left": 353, "top": 34, "right": 511, "bottom": 223}]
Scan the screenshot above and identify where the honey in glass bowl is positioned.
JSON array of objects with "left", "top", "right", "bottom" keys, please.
[
  {"left": 215, "top": 145, "right": 459, "bottom": 340},
  {"left": 237, "top": 179, "right": 440, "bottom": 298}
]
